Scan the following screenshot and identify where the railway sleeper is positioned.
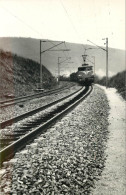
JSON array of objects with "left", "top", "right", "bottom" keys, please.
[
  {"left": 20, "top": 126, "right": 31, "bottom": 130},
  {"left": 4, "top": 133, "right": 24, "bottom": 137},
  {"left": 14, "top": 130, "right": 29, "bottom": 133},
  {"left": 24, "top": 122, "right": 41, "bottom": 127},
  {"left": 26, "top": 120, "right": 43, "bottom": 124},
  {"left": 0, "top": 138, "right": 16, "bottom": 141}
]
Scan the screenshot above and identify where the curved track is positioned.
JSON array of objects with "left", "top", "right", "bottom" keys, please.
[{"left": 0, "top": 85, "right": 93, "bottom": 166}]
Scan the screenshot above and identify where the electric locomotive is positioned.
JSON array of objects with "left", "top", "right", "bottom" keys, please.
[
  {"left": 77, "top": 64, "right": 94, "bottom": 85},
  {"left": 77, "top": 55, "right": 94, "bottom": 85}
]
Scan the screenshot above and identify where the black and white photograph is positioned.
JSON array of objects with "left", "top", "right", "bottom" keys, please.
[{"left": 0, "top": 0, "right": 125, "bottom": 194}]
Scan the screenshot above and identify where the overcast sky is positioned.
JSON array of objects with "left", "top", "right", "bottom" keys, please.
[{"left": 0, "top": 0, "right": 125, "bottom": 50}]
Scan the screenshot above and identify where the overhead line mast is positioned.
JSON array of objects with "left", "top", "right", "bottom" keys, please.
[
  {"left": 87, "top": 38, "right": 108, "bottom": 88},
  {"left": 39, "top": 40, "right": 70, "bottom": 89}
]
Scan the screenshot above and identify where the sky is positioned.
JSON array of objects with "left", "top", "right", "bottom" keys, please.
[{"left": 0, "top": 0, "right": 125, "bottom": 50}]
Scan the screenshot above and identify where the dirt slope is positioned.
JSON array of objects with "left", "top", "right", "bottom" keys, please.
[{"left": 0, "top": 50, "right": 56, "bottom": 99}]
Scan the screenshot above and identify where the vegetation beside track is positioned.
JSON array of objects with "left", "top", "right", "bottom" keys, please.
[{"left": 95, "top": 70, "right": 126, "bottom": 100}]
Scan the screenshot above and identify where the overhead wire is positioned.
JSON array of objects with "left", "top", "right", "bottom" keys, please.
[
  {"left": 1, "top": 5, "right": 69, "bottom": 59},
  {"left": 59, "top": 0, "right": 86, "bottom": 56},
  {"left": 1, "top": 6, "right": 44, "bottom": 39},
  {"left": 86, "top": 58, "right": 94, "bottom": 65}
]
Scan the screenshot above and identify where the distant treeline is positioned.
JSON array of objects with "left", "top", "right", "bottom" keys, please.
[{"left": 95, "top": 71, "right": 126, "bottom": 100}]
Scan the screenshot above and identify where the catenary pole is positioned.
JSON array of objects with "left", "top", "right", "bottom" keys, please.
[
  {"left": 106, "top": 38, "right": 108, "bottom": 88},
  {"left": 40, "top": 40, "right": 42, "bottom": 89},
  {"left": 92, "top": 56, "right": 95, "bottom": 79},
  {"left": 58, "top": 57, "right": 61, "bottom": 84},
  {"left": 87, "top": 38, "right": 108, "bottom": 88}
]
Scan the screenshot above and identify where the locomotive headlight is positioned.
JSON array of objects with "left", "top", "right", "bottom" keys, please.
[{"left": 78, "top": 74, "right": 82, "bottom": 77}]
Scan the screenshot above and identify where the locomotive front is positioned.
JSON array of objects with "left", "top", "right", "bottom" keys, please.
[{"left": 77, "top": 64, "right": 94, "bottom": 85}]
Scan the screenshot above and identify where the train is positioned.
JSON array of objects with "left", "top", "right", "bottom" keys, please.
[
  {"left": 70, "top": 54, "right": 94, "bottom": 85},
  {"left": 77, "top": 63, "right": 94, "bottom": 85}
]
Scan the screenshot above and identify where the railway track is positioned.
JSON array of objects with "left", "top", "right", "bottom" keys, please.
[
  {"left": 0, "top": 85, "right": 93, "bottom": 166},
  {"left": 0, "top": 83, "right": 74, "bottom": 108},
  {"left": 0, "top": 86, "right": 82, "bottom": 129}
]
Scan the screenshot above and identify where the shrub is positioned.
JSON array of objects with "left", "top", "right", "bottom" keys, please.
[{"left": 95, "top": 71, "right": 126, "bottom": 100}]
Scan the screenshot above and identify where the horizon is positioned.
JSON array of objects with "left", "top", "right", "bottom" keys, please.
[{"left": 0, "top": 36, "right": 125, "bottom": 51}]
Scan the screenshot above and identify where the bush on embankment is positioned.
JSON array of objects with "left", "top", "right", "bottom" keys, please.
[{"left": 95, "top": 70, "right": 126, "bottom": 100}]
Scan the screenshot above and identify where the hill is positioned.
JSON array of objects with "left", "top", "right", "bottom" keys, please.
[
  {"left": 0, "top": 49, "right": 56, "bottom": 99},
  {"left": 0, "top": 37, "right": 125, "bottom": 77}
]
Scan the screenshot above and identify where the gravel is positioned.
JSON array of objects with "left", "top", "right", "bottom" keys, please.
[{"left": 0, "top": 85, "right": 110, "bottom": 194}]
